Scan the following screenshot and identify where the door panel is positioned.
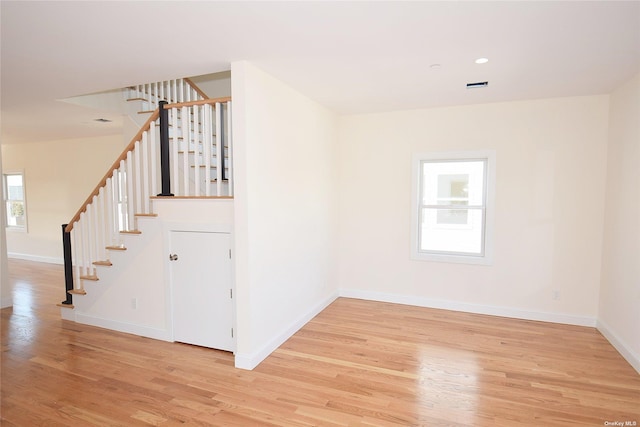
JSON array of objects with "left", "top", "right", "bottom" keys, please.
[{"left": 170, "top": 231, "right": 234, "bottom": 351}]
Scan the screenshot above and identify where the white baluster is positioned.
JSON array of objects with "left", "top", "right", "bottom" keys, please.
[
  {"left": 204, "top": 103, "right": 212, "bottom": 196},
  {"left": 193, "top": 104, "right": 200, "bottom": 196},
  {"left": 106, "top": 176, "right": 115, "bottom": 248},
  {"left": 133, "top": 141, "right": 142, "bottom": 217},
  {"left": 142, "top": 132, "right": 150, "bottom": 214},
  {"left": 169, "top": 108, "right": 178, "bottom": 196},
  {"left": 178, "top": 79, "right": 184, "bottom": 103},
  {"left": 171, "top": 79, "right": 178, "bottom": 104},
  {"left": 96, "top": 188, "right": 105, "bottom": 262},
  {"left": 215, "top": 102, "right": 222, "bottom": 196},
  {"left": 150, "top": 121, "right": 158, "bottom": 198},
  {"left": 126, "top": 153, "right": 134, "bottom": 231},
  {"left": 71, "top": 227, "right": 81, "bottom": 289},
  {"left": 227, "top": 101, "right": 233, "bottom": 197},
  {"left": 159, "top": 80, "right": 165, "bottom": 102},
  {"left": 81, "top": 211, "right": 89, "bottom": 277},
  {"left": 182, "top": 106, "right": 190, "bottom": 195}
]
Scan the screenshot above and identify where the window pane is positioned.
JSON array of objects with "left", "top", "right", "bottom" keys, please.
[
  {"left": 420, "top": 208, "right": 484, "bottom": 255},
  {"left": 422, "top": 160, "right": 485, "bottom": 206},
  {"left": 6, "top": 201, "right": 26, "bottom": 227},
  {"left": 6, "top": 175, "right": 24, "bottom": 201}
]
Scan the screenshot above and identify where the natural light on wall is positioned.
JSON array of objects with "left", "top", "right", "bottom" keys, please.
[{"left": 412, "top": 151, "right": 495, "bottom": 265}]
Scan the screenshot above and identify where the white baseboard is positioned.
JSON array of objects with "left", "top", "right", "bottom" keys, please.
[
  {"left": 339, "top": 288, "right": 597, "bottom": 327},
  {"left": 234, "top": 291, "right": 339, "bottom": 370},
  {"left": 1, "top": 296, "right": 13, "bottom": 309},
  {"left": 597, "top": 319, "right": 640, "bottom": 374},
  {"left": 8, "top": 252, "right": 63, "bottom": 265},
  {"left": 75, "top": 313, "right": 172, "bottom": 342}
]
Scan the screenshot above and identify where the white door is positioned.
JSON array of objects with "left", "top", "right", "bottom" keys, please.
[{"left": 170, "top": 231, "right": 234, "bottom": 352}]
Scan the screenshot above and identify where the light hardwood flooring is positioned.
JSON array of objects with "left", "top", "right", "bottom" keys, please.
[{"left": 1, "top": 259, "right": 639, "bottom": 426}]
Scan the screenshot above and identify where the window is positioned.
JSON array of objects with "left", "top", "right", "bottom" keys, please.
[
  {"left": 412, "top": 151, "right": 495, "bottom": 264},
  {"left": 3, "top": 172, "right": 27, "bottom": 231}
]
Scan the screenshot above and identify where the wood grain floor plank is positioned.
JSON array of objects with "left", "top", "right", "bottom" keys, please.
[{"left": 2, "top": 259, "right": 639, "bottom": 426}]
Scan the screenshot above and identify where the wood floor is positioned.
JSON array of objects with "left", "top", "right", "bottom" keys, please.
[{"left": 1, "top": 259, "right": 638, "bottom": 426}]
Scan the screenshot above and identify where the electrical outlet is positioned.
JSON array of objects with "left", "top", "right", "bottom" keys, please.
[
  {"left": 131, "top": 298, "right": 138, "bottom": 309},
  {"left": 552, "top": 290, "right": 560, "bottom": 301}
]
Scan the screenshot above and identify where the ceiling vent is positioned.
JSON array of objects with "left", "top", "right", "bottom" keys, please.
[{"left": 466, "top": 81, "right": 488, "bottom": 89}]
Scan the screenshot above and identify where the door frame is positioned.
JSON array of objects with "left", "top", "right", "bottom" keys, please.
[{"left": 162, "top": 221, "right": 235, "bottom": 352}]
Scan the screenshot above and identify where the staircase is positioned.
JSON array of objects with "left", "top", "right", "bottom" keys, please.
[{"left": 59, "top": 78, "right": 233, "bottom": 308}]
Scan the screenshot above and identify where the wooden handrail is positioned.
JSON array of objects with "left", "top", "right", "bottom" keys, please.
[
  {"left": 163, "top": 96, "right": 232, "bottom": 110},
  {"left": 65, "top": 110, "right": 160, "bottom": 232},
  {"left": 183, "top": 77, "right": 209, "bottom": 100},
  {"left": 65, "top": 96, "right": 233, "bottom": 233}
]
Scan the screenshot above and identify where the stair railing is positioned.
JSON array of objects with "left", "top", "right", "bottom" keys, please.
[
  {"left": 61, "top": 96, "right": 232, "bottom": 304},
  {"left": 128, "top": 78, "right": 206, "bottom": 111}
]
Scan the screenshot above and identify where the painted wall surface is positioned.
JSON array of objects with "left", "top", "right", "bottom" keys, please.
[
  {"left": 0, "top": 147, "right": 11, "bottom": 308},
  {"left": 232, "top": 61, "right": 338, "bottom": 368},
  {"left": 189, "top": 71, "right": 231, "bottom": 99},
  {"left": 598, "top": 73, "right": 640, "bottom": 372},
  {"left": 1, "top": 135, "right": 124, "bottom": 263},
  {"left": 336, "top": 95, "right": 609, "bottom": 325},
  {"left": 67, "top": 199, "right": 234, "bottom": 341}
]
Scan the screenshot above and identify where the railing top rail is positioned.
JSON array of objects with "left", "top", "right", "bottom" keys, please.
[
  {"left": 65, "top": 110, "right": 160, "bottom": 232},
  {"left": 183, "top": 77, "right": 209, "bottom": 100},
  {"left": 164, "top": 96, "right": 232, "bottom": 110},
  {"left": 65, "top": 95, "right": 233, "bottom": 233}
]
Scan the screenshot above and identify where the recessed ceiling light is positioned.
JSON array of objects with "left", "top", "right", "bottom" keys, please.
[
  {"left": 93, "top": 118, "right": 112, "bottom": 123},
  {"left": 475, "top": 57, "right": 489, "bottom": 64},
  {"left": 430, "top": 64, "right": 442, "bottom": 70}
]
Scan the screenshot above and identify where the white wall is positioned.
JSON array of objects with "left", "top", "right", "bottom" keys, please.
[
  {"left": 337, "top": 95, "right": 610, "bottom": 325},
  {"left": 598, "top": 73, "right": 640, "bottom": 373},
  {"left": 231, "top": 61, "right": 338, "bottom": 369},
  {"left": 189, "top": 71, "right": 231, "bottom": 99},
  {"left": 65, "top": 199, "right": 234, "bottom": 342},
  {"left": 1, "top": 135, "right": 124, "bottom": 263},
  {"left": 0, "top": 147, "right": 11, "bottom": 308}
]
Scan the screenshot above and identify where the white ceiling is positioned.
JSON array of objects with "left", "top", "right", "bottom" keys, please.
[{"left": 1, "top": 1, "right": 639, "bottom": 144}]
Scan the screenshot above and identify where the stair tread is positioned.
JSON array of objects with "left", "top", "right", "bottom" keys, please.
[
  {"left": 80, "top": 275, "right": 99, "bottom": 281},
  {"left": 68, "top": 289, "right": 87, "bottom": 295},
  {"left": 106, "top": 245, "right": 127, "bottom": 251},
  {"left": 120, "top": 230, "right": 142, "bottom": 235},
  {"left": 135, "top": 213, "right": 158, "bottom": 217},
  {"left": 93, "top": 260, "right": 112, "bottom": 266},
  {"left": 57, "top": 303, "right": 74, "bottom": 309}
]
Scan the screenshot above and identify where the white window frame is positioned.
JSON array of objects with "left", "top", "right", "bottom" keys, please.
[
  {"left": 411, "top": 150, "right": 495, "bottom": 265},
  {"left": 3, "top": 171, "right": 28, "bottom": 232}
]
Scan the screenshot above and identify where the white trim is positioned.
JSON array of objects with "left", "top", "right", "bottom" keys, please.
[
  {"left": 411, "top": 150, "right": 496, "bottom": 265},
  {"left": 74, "top": 312, "right": 173, "bottom": 342},
  {"left": 1, "top": 296, "right": 13, "bottom": 309},
  {"left": 597, "top": 319, "right": 640, "bottom": 374},
  {"left": 60, "top": 306, "right": 75, "bottom": 321},
  {"left": 234, "top": 291, "right": 339, "bottom": 370},
  {"left": 339, "top": 288, "right": 596, "bottom": 327},
  {"left": 8, "top": 252, "right": 63, "bottom": 265}
]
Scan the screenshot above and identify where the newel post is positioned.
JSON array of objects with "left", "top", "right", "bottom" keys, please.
[
  {"left": 158, "top": 100, "right": 174, "bottom": 196},
  {"left": 61, "top": 224, "right": 73, "bottom": 306}
]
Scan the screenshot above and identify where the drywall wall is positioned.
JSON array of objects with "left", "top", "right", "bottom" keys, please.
[
  {"left": 189, "top": 71, "right": 231, "bottom": 99},
  {"left": 232, "top": 61, "right": 338, "bottom": 369},
  {"left": 1, "top": 135, "right": 124, "bottom": 263},
  {"left": 598, "top": 73, "right": 640, "bottom": 373},
  {"left": 336, "top": 95, "right": 609, "bottom": 325},
  {"left": 0, "top": 147, "right": 11, "bottom": 308},
  {"left": 65, "top": 199, "right": 234, "bottom": 342}
]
